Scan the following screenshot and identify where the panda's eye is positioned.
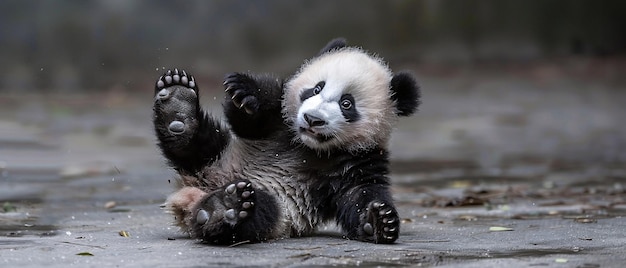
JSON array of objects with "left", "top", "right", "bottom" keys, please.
[
  {"left": 300, "top": 81, "right": 326, "bottom": 102},
  {"left": 313, "top": 81, "right": 325, "bottom": 95},
  {"left": 340, "top": 99, "right": 353, "bottom": 110}
]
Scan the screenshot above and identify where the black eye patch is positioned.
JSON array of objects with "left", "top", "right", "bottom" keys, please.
[
  {"left": 339, "top": 94, "right": 359, "bottom": 122},
  {"left": 300, "top": 81, "right": 326, "bottom": 102}
]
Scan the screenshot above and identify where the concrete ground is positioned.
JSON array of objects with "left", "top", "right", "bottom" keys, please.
[{"left": 1, "top": 62, "right": 625, "bottom": 267}]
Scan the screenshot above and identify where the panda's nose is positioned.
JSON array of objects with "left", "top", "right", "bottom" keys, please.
[{"left": 304, "top": 113, "right": 326, "bottom": 127}]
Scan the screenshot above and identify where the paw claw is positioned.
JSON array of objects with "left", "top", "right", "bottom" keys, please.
[
  {"left": 238, "top": 211, "right": 248, "bottom": 219},
  {"left": 379, "top": 208, "right": 392, "bottom": 216}
]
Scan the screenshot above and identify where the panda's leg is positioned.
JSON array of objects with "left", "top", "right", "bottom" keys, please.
[
  {"left": 163, "top": 186, "right": 208, "bottom": 233},
  {"left": 336, "top": 185, "right": 400, "bottom": 244},
  {"left": 153, "top": 69, "right": 229, "bottom": 175},
  {"left": 222, "top": 73, "right": 285, "bottom": 139},
  {"left": 190, "top": 179, "right": 280, "bottom": 244}
]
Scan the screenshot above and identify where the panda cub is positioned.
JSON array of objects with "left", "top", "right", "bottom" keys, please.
[{"left": 153, "top": 38, "right": 420, "bottom": 244}]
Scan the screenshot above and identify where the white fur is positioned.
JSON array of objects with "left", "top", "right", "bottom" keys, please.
[{"left": 283, "top": 47, "right": 397, "bottom": 153}]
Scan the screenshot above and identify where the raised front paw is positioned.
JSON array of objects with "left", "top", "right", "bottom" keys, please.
[
  {"left": 191, "top": 180, "right": 256, "bottom": 241},
  {"left": 153, "top": 69, "right": 199, "bottom": 144},
  {"left": 360, "top": 200, "right": 400, "bottom": 244},
  {"left": 223, "top": 73, "right": 260, "bottom": 115}
]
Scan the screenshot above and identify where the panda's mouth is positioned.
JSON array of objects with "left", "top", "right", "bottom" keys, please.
[{"left": 299, "top": 127, "right": 334, "bottom": 143}]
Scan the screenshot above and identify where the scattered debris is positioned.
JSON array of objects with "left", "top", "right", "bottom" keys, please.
[
  {"left": 489, "top": 226, "right": 514, "bottom": 232},
  {"left": 457, "top": 215, "right": 478, "bottom": 221},
  {"left": 574, "top": 218, "right": 597, "bottom": 224},
  {"left": 228, "top": 240, "right": 251, "bottom": 247},
  {"left": 104, "top": 201, "right": 117, "bottom": 209},
  {"left": 119, "top": 230, "right": 130, "bottom": 237},
  {"left": 2, "top": 202, "right": 17, "bottom": 212}
]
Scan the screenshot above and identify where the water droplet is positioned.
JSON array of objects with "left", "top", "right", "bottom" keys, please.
[
  {"left": 40, "top": 68, "right": 44, "bottom": 71},
  {"left": 275, "top": 154, "right": 279, "bottom": 157},
  {"left": 65, "top": 231, "right": 72, "bottom": 236}
]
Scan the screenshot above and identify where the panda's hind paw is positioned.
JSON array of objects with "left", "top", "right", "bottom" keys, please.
[
  {"left": 192, "top": 180, "right": 256, "bottom": 240},
  {"left": 222, "top": 180, "right": 255, "bottom": 225},
  {"left": 224, "top": 73, "right": 260, "bottom": 115}
]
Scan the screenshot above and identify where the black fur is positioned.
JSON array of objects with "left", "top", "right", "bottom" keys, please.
[
  {"left": 390, "top": 71, "right": 421, "bottom": 116},
  {"left": 339, "top": 94, "right": 359, "bottom": 122},
  {"left": 299, "top": 81, "right": 325, "bottom": 102},
  {"left": 317, "top": 37, "right": 347, "bottom": 56},
  {"left": 303, "top": 148, "right": 399, "bottom": 243}
]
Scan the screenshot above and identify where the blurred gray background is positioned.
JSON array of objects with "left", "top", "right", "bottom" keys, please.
[{"left": 1, "top": 0, "right": 625, "bottom": 93}]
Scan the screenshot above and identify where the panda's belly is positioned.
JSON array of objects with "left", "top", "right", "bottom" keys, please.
[{"left": 218, "top": 138, "right": 319, "bottom": 236}]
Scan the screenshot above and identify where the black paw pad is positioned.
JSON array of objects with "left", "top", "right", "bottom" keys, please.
[
  {"left": 222, "top": 180, "right": 255, "bottom": 225},
  {"left": 155, "top": 68, "right": 198, "bottom": 96},
  {"left": 363, "top": 201, "right": 400, "bottom": 244},
  {"left": 223, "top": 73, "right": 260, "bottom": 115},
  {"left": 168, "top": 120, "right": 185, "bottom": 134}
]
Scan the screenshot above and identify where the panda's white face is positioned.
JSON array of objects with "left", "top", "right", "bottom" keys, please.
[{"left": 283, "top": 48, "right": 397, "bottom": 153}]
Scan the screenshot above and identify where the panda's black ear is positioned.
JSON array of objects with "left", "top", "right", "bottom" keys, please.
[
  {"left": 317, "top": 38, "right": 347, "bottom": 57},
  {"left": 390, "top": 71, "right": 421, "bottom": 116}
]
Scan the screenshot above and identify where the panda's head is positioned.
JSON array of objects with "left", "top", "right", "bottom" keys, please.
[{"left": 283, "top": 38, "right": 420, "bottom": 153}]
